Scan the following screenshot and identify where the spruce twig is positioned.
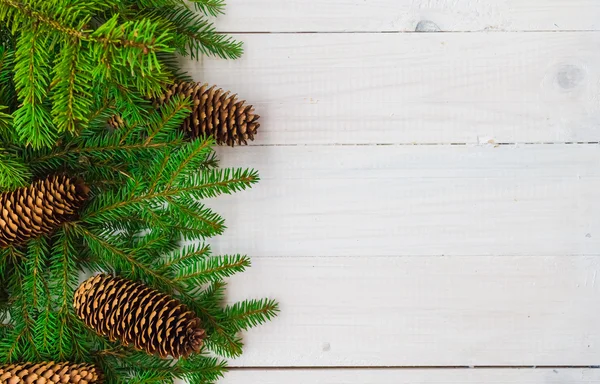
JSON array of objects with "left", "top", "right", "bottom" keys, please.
[{"left": 0, "top": 1, "right": 276, "bottom": 381}]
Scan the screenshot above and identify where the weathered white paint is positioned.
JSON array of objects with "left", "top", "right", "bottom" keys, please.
[
  {"left": 219, "top": 369, "right": 600, "bottom": 384},
  {"left": 180, "top": 0, "right": 600, "bottom": 379},
  {"left": 182, "top": 33, "right": 600, "bottom": 145},
  {"left": 222, "top": 256, "right": 600, "bottom": 367},
  {"left": 215, "top": 0, "right": 600, "bottom": 32},
  {"left": 209, "top": 145, "right": 600, "bottom": 258}
]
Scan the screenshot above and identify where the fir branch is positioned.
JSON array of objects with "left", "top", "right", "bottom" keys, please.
[
  {"left": 173, "top": 254, "right": 251, "bottom": 286},
  {"left": 0, "top": 323, "right": 28, "bottom": 363},
  {"left": 27, "top": 96, "right": 189, "bottom": 173},
  {"left": 23, "top": 237, "right": 51, "bottom": 310},
  {"left": 149, "top": 6, "right": 242, "bottom": 60},
  {"left": 0, "top": 0, "right": 277, "bottom": 370},
  {"left": 144, "top": 95, "right": 191, "bottom": 145},
  {"left": 157, "top": 243, "right": 211, "bottom": 272},
  {"left": 12, "top": 25, "right": 56, "bottom": 148},
  {"left": 224, "top": 299, "right": 280, "bottom": 332},
  {"left": 51, "top": 38, "right": 93, "bottom": 133},
  {"left": 83, "top": 164, "right": 258, "bottom": 225},
  {"left": 89, "top": 14, "right": 174, "bottom": 76},
  {"left": 0, "top": 44, "right": 14, "bottom": 86},
  {"left": 0, "top": 248, "right": 40, "bottom": 363},
  {"left": 0, "top": 105, "right": 13, "bottom": 137},
  {"left": 165, "top": 196, "right": 226, "bottom": 240},
  {"left": 164, "top": 137, "right": 212, "bottom": 187},
  {"left": 0, "top": 149, "right": 31, "bottom": 189},
  {"left": 176, "top": 355, "right": 227, "bottom": 383},
  {"left": 49, "top": 226, "right": 79, "bottom": 311},
  {"left": 0, "top": 0, "right": 169, "bottom": 55},
  {"left": 0, "top": 45, "right": 16, "bottom": 110},
  {"left": 74, "top": 225, "right": 174, "bottom": 289},
  {"left": 190, "top": 0, "right": 227, "bottom": 17},
  {"left": 33, "top": 309, "right": 57, "bottom": 359}
]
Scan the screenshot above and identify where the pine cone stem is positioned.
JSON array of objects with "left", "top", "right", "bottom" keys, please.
[{"left": 74, "top": 274, "right": 206, "bottom": 359}]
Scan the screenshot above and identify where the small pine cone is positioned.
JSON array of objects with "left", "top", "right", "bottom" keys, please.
[
  {"left": 106, "top": 115, "right": 124, "bottom": 129},
  {"left": 74, "top": 274, "right": 206, "bottom": 359},
  {"left": 154, "top": 81, "right": 260, "bottom": 146},
  {"left": 0, "top": 175, "right": 90, "bottom": 247},
  {"left": 0, "top": 362, "right": 103, "bottom": 384}
]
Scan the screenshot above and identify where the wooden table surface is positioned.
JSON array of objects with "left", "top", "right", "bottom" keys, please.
[{"left": 181, "top": 1, "right": 600, "bottom": 382}]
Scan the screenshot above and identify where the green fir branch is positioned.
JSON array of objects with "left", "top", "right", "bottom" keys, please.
[
  {"left": 12, "top": 26, "right": 56, "bottom": 148},
  {"left": 224, "top": 299, "right": 280, "bottom": 332},
  {"left": 148, "top": 6, "right": 243, "bottom": 60},
  {"left": 0, "top": 149, "right": 31, "bottom": 190},
  {"left": 173, "top": 254, "right": 251, "bottom": 287},
  {"left": 51, "top": 38, "right": 94, "bottom": 133},
  {"left": 191, "top": 0, "right": 227, "bottom": 17},
  {"left": 0, "top": 1, "right": 277, "bottom": 375},
  {"left": 23, "top": 237, "right": 51, "bottom": 311}
]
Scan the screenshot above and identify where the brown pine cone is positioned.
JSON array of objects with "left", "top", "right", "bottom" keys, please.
[
  {"left": 73, "top": 274, "right": 206, "bottom": 359},
  {"left": 154, "top": 82, "right": 260, "bottom": 146},
  {"left": 0, "top": 362, "right": 103, "bottom": 384},
  {"left": 0, "top": 175, "right": 89, "bottom": 247}
]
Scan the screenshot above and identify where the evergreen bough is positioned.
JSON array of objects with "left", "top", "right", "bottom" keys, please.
[
  {"left": 0, "top": 96, "right": 278, "bottom": 383},
  {"left": 0, "top": 1, "right": 277, "bottom": 383},
  {"left": 0, "top": 0, "right": 243, "bottom": 150}
]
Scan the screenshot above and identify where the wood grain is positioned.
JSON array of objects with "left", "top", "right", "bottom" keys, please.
[
  {"left": 219, "top": 369, "right": 600, "bottom": 383},
  {"left": 224, "top": 256, "right": 600, "bottom": 367},
  {"left": 209, "top": 145, "right": 600, "bottom": 258},
  {"left": 215, "top": 0, "right": 600, "bottom": 32},
  {"left": 183, "top": 33, "right": 600, "bottom": 145},
  {"left": 178, "top": 0, "right": 600, "bottom": 375}
]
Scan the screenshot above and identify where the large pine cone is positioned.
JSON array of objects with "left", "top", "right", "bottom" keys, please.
[
  {"left": 154, "top": 82, "right": 260, "bottom": 146},
  {"left": 0, "top": 362, "right": 103, "bottom": 383},
  {"left": 74, "top": 274, "right": 206, "bottom": 358},
  {"left": 0, "top": 175, "right": 89, "bottom": 247}
]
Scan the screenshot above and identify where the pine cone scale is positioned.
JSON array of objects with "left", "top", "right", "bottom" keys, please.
[
  {"left": 0, "top": 175, "right": 89, "bottom": 247},
  {"left": 0, "top": 362, "right": 103, "bottom": 384}
]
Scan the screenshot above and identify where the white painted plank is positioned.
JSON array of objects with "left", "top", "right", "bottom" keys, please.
[
  {"left": 209, "top": 145, "right": 600, "bottom": 258},
  {"left": 185, "top": 33, "right": 600, "bottom": 145},
  {"left": 216, "top": 0, "right": 600, "bottom": 32},
  {"left": 220, "top": 369, "right": 600, "bottom": 384},
  {"left": 225, "top": 256, "right": 600, "bottom": 367}
]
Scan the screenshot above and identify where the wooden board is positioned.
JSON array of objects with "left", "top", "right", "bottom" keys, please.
[
  {"left": 215, "top": 0, "right": 600, "bottom": 32},
  {"left": 179, "top": 0, "right": 600, "bottom": 377},
  {"left": 183, "top": 33, "right": 600, "bottom": 145},
  {"left": 206, "top": 145, "right": 600, "bottom": 366},
  {"left": 208, "top": 145, "right": 600, "bottom": 258},
  {"left": 218, "top": 369, "right": 600, "bottom": 384},
  {"left": 223, "top": 256, "right": 600, "bottom": 367}
]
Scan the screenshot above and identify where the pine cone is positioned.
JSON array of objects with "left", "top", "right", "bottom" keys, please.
[
  {"left": 154, "top": 82, "right": 260, "bottom": 146},
  {"left": 74, "top": 274, "right": 206, "bottom": 358},
  {"left": 0, "top": 362, "right": 103, "bottom": 384},
  {"left": 0, "top": 175, "right": 89, "bottom": 247}
]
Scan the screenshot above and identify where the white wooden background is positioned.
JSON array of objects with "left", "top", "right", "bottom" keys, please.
[{"left": 182, "top": 1, "right": 600, "bottom": 382}]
